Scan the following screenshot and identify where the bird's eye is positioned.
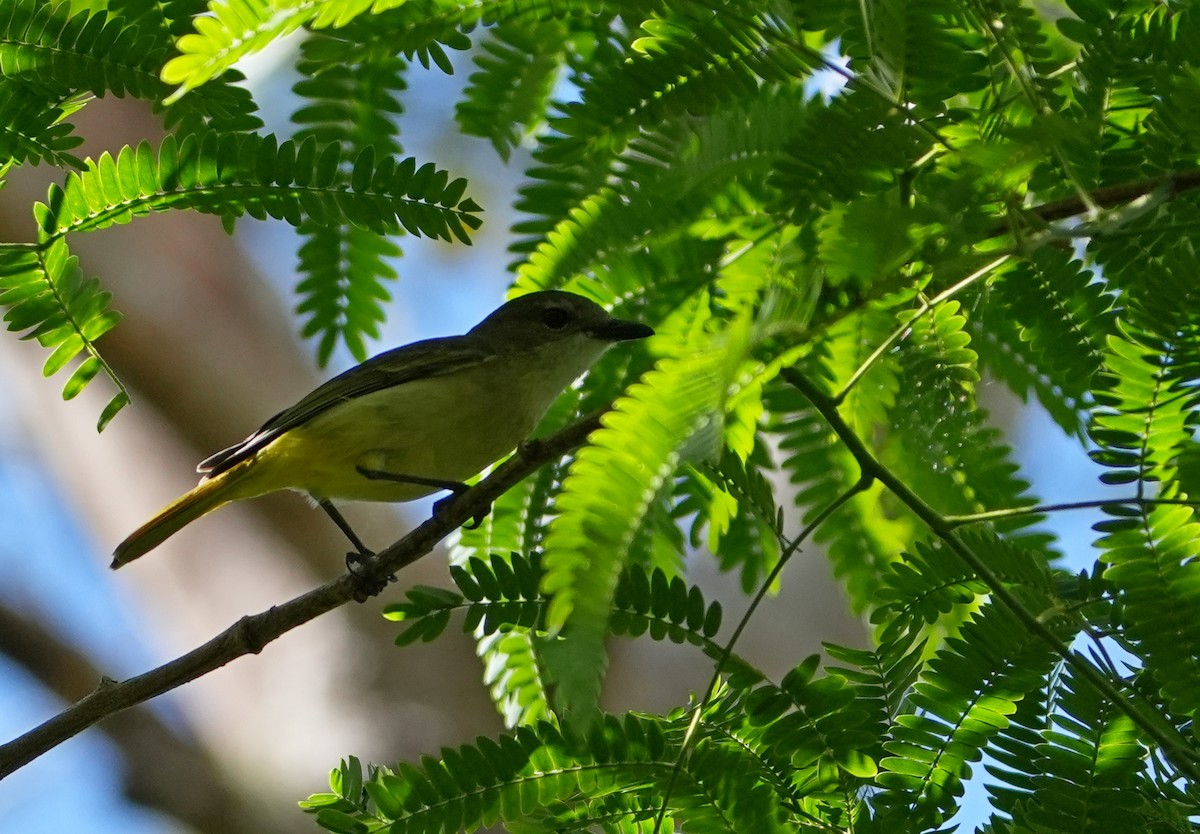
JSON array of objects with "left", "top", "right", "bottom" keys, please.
[{"left": 541, "top": 307, "right": 571, "bottom": 330}]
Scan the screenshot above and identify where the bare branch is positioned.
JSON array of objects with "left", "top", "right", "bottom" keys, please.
[
  {"left": 0, "top": 410, "right": 605, "bottom": 779},
  {"left": 780, "top": 367, "right": 1200, "bottom": 781},
  {"left": 1029, "top": 169, "right": 1200, "bottom": 224},
  {"left": 0, "top": 604, "right": 292, "bottom": 833}
]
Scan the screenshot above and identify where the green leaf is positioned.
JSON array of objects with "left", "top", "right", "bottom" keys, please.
[
  {"left": 0, "top": 241, "right": 128, "bottom": 428},
  {"left": 541, "top": 310, "right": 757, "bottom": 723},
  {"left": 313, "top": 808, "right": 367, "bottom": 834},
  {"left": 163, "top": 0, "right": 320, "bottom": 102}
]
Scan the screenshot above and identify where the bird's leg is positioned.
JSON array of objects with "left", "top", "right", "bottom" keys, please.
[
  {"left": 319, "top": 499, "right": 372, "bottom": 554},
  {"left": 319, "top": 499, "right": 393, "bottom": 602},
  {"left": 355, "top": 466, "right": 488, "bottom": 529},
  {"left": 356, "top": 466, "right": 470, "bottom": 495}
]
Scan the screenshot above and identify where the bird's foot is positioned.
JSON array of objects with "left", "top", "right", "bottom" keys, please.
[
  {"left": 345, "top": 549, "right": 395, "bottom": 602},
  {"left": 517, "top": 437, "right": 546, "bottom": 459}
]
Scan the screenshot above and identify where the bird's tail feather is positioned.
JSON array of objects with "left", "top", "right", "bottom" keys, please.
[{"left": 111, "top": 469, "right": 243, "bottom": 568}]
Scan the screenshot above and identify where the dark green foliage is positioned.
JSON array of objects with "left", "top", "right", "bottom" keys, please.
[
  {"left": 0, "top": 239, "right": 128, "bottom": 429},
  {"left": 845, "top": 0, "right": 988, "bottom": 109},
  {"left": 295, "top": 224, "right": 400, "bottom": 365},
  {"left": 384, "top": 552, "right": 729, "bottom": 728},
  {"left": 874, "top": 595, "right": 1069, "bottom": 829},
  {"left": 5, "top": 0, "right": 1200, "bottom": 830},
  {"left": 887, "top": 295, "right": 1050, "bottom": 548},
  {"left": 677, "top": 443, "right": 784, "bottom": 594},
  {"left": 1, "top": 124, "right": 479, "bottom": 406},
  {"left": 998, "top": 665, "right": 1152, "bottom": 833},
  {"left": 457, "top": 21, "right": 566, "bottom": 161},
  {"left": 724, "top": 652, "right": 882, "bottom": 785},
  {"left": 0, "top": 84, "right": 85, "bottom": 169},
  {"left": 825, "top": 630, "right": 926, "bottom": 728},
  {"left": 1087, "top": 315, "right": 1200, "bottom": 720},
  {"left": 538, "top": 307, "right": 759, "bottom": 722},
  {"left": 0, "top": 0, "right": 261, "bottom": 133},
  {"left": 771, "top": 92, "right": 927, "bottom": 220},
  {"left": 0, "top": 0, "right": 170, "bottom": 100},
  {"left": 873, "top": 530, "right": 1059, "bottom": 641},
  {"left": 980, "top": 250, "right": 1116, "bottom": 430},
  {"left": 105, "top": 0, "right": 210, "bottom": 39},
  {"left": 36, "top": 133, "right": 480, "bottom": 242},
  {"left": 610, "top": 558, "right": 724, "bottom": 646},
  {"left": 302, "top": 716, "right": 680, "bottom": 833},
  {"left": 0, "top": 0, "right": 475, "bottom": 413},
  {"left": 302, "top": 686, "right": 855, "bottom": 832},
  {"left": 291, "top": 27, "right": 409, "bottom": 363},
  {"left": 768, "top": 306, "right": 915, "bottom": 611},
  {"left": 545, "top": 8, "right": 816, "bottom": 167},
  {"left": 770, "top": 381, "right": 910, "bottom": 610}
]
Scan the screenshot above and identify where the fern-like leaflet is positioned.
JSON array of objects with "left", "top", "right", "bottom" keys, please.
[
  {"left": 0, "top": 0, "right": 262, "bottom": 133},
  {"left": 457, "top": 21, "right": 566, "bottom": 161},
  {"left": 0, "top": 240, "right": 128, "bottom": 429},
  {"left": 1089, "top": 325, "right": 1200, "bottom": 721},
  {"left": 35, "top": 132, "right": 481, "bottom": 243},
  {"left": 0, "top": 85, "right": 85, "bottom": 169},
  {"left": 291, "top": 27, "right": 409, "bottom": 363}
]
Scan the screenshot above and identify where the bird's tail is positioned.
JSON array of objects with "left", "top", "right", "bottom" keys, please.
[{"left": 111, "top": 467, "right": 248, "bottom": 568}]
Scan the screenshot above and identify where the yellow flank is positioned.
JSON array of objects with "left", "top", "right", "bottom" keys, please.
[
  {"left": 112, "top": 361, "right": 551, "bottom": 566},
  {"left": 268, "top": 369, "right": 549, "bottom": 500}
]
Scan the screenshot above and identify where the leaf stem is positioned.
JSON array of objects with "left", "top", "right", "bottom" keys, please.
[
  {"left": 653, "top": 477, "right": 870, "bottom": 834},
  {"left": 783, "top": 366, "right": 1200, "bottom": 780},
  {"left": 832, "top": 254, "right": 1011, "bottom": 404},
  {"left": 946, "top": 496, "right": 1200, "bottom": 528}
]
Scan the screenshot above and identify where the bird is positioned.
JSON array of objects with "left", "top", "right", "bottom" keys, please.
[{"left": 112, "top": 291, "right": 653, "bottom": 568}]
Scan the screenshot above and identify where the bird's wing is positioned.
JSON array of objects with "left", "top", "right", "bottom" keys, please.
[{"left": 197, "top": 336, "right": 492, "bottom": 476}]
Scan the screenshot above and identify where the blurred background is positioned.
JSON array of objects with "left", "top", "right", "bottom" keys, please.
[{"left": 0, "top": 42, "right": 883, "bottom": 833}]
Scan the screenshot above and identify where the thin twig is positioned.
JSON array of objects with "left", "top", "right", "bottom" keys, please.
[
  {"left": 832, "top": 254, "right": 1012, "bottom": 404},
  {"left": 783, "top": 367, "right": 1200, "bottom": 780},
  {"left": 945, "top": 496, "right": 1200, "bottom": 528},
  {"left": 0, "top": 411, "right": 606, "bottom": 780},
  {"left": 652, "top": 478, "right": 871, "bottom": 834},
  {"left": 1016, "top": 169, "right": 1200, "bottom": 229}
]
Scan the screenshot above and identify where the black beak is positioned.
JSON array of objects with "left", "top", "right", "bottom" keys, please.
[{"left": 592, "top": 318, "right": 655, "bottom": 342}]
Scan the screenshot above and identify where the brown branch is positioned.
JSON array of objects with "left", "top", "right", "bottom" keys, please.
[
  {"left": 1022, "top": 169, "right": 1200, "bottom": 226},
  {"left": 0, "top": 410, "right": 605, "bottom": 780},
  {"left": 0, "top": 604, "right": 291, "bottom": 834},
  {"left": 781, "top": 367, "right": 1200, "bottom": 782}
]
